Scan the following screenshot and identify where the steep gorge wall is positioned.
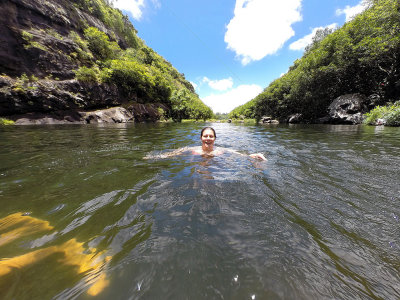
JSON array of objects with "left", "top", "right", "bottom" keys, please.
[
  {"left": 0, "top": 0, "right": 110, "bottom": 78},
  {"left": 0, "top": 0, "right": 163, "bottom": 122}
]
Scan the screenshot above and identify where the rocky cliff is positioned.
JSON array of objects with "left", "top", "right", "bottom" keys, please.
[{"left": 0, "top": 0, "right": 190, "bottom": 123}]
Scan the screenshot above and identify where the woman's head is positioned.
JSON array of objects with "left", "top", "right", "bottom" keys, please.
[
  {"left": 200, "top": 127, "right": 216, "bottom": 139},
  {"left": 200, "top": 127, "right": 216, "bottom": 152}
]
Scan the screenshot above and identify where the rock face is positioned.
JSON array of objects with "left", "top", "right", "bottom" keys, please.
[
  {"left": 0, "top": 77, "right": 122, "bottom": 116},
  {"left": 10, "top": 104, "right": 167, "bottom": 124},
  {"left": 0, "top": 76, "right": 169, "bottom": 123},
  {"left": 327, "top": 94, "right": 369, "bottom": 124},
  {"left": 0, "top": 0, "right": 167, "bottom": 123},
  {"left": 0, "top": 0, "right": 118, "bottom": 78},
  {"left": 81, "top": 107, "right": 133, "bottom": 124}
]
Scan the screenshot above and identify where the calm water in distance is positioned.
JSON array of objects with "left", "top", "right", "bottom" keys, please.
[{"left": 0, "top": 122, "right": 399, "bottom": 300}]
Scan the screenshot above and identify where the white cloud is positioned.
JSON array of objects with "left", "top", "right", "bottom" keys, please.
[
  {"left": 203, "top": 77, "right": 234, "bottom": 91},
  {"left": 289, "top": 23, "right": 338, "bottom": 51},
  {"left": 336, "top": 1, "right": 369, "bottom": 22},
  {"left": 150, "top": 0, "right": 161, "bottom": 9},
  {"left": 225, "top": 0, "right": 302, "bottom": 65},
  {"left": 201, "top": 84, "right": 263, "bottom": 113},
  {"left": 113, "top": 0, "right": 145, "bottom": 20}
]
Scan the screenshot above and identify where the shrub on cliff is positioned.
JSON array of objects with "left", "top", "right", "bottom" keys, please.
[
  {"left": 104, "top": 59, "right": 171, "bottom": 103},
  {"left": 84, "top": 27, "right": 121, "bottom": 61},
  {"left": 69, "top": 31, "right": 94, "bottom": 64},
  {"left": 75, "top": 66, "right": 100, "bottom": 83},
  {"left": 73, "top": 0, "right": 139, "bottom": 49}
]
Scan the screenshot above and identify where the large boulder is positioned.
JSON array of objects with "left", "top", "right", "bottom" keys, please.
[
  {"left": 127, "top": 103, "right": 166, "bottom": 122},
  {"left": 328, "top": 94, "right": 369, "bottom": 124},
  {"left": 81, "top": 107, "right": 133, "bottom": 124},
  {"left": 259, "top": 116, "right": 279, "bottom": 124}
]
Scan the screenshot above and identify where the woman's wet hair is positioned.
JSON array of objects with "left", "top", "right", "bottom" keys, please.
[{"left": 200, "top": 127, "right": 216, "bottom": 139}]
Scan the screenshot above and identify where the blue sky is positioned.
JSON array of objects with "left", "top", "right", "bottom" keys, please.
[{"left": 113, "top": 0, "right": 368, "bottom": 113}]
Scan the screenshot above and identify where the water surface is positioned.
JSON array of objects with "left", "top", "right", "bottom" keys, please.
[{"left": 0, "top": 123, "right": 399, "bottom": 299}]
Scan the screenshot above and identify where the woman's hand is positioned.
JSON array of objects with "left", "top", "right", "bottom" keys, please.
[{"left": 249, "top": 153, "right": 267, "bottom": 161}]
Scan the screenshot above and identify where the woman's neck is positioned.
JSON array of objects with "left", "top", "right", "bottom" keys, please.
[{"left": 202, "top": 144, "right": 214, "bottom": 152}]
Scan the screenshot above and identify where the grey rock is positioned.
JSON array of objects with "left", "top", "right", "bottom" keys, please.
[
  {"left": 82, "top": 107, "right": 133, "bottom": 124},
  {"left": 375, "top": 118, "right": 386, "bottom": 126},
  {"left": 328, "top": 93, "right": 368, "bottom": 124},
  {"left": 288, "top": 113, "right": 302, "bottom": 124},
  {"left": 259, "top": 116, "right": 279, "bottom": 124}
]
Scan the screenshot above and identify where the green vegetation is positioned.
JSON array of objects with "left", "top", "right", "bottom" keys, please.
[
  {"left": 214, "top": 113, "right": 229, "bottom": 120},
  {"left": 364, "top": 101, "right": 400, "bottom": 126},
  {"left": 74, "top": 66, "right": 100, "bottom": 83},
  {"left": 73, "top": 0, "right": 139, "bottom": 49},
  {"left": 21, "top": 30, "right": 48, "bottom": 51},
  {"left": 68, "top": 31, "right": 94, "bottom": 63},
  {"left": 68, "top": 0, "right": 211, "bottom": 121},
  {"left": 229, "top": 98, "right": 257, "bottom": 119},
  {"left": 230, "top": 118, "right": 256, "bottom": 124},
  {"left": 167, "top": 89, "right": 213, "bottom": 121},
  {"left": 0, "top": 118, "right": 15, "bottom": 125},
  {"left": 84, "top": 27, "right": 121, "bottom": 61},
  {"left": 12, "top": 73, "right": 38, "bottom": 92},
  {"left": 231, "top": 0, "right": 400, "bottom": 122}
]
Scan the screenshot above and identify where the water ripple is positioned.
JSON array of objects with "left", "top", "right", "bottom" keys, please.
[{"left": 0, "top": 123, "right": 399, "bottom": 299}]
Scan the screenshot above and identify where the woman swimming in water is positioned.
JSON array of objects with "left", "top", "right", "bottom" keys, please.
[
  {"left": 191, "top": 127, "right": 266, "bottom": 160},
  {"left": 145, "top": 127, "right": 267, "bottom": 160}
]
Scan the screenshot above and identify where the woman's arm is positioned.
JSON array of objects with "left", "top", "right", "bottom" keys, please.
[
  {"left": 225, "top": 148, "right": 267, "bottom": 161},
  {"left": 249, "top": 153, "right": 267, "bottom": 161},
  {"left": 144, "top": 147, "right": 190, "bottom": 159}
]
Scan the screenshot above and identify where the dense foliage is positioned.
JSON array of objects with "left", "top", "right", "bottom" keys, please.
[
  {"left": 230, "top": 0, "right": 400, "bottom": 122},
  {"left": 71, "top": 0, "right": 212, "bottom": 121},
  {"left": 363, "top": 101, "right": 400, "bottom": 126}
]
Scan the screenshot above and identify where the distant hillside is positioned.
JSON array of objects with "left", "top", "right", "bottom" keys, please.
[
  {"left": 229, "top": 0, "right": 400, "bottom": 123},
  {"left": 0, "top": 0, "right": 212, "bottom": 123}
]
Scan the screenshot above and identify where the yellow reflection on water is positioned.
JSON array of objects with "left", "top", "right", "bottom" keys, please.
[
  {"left": 0, "top": 212, "right": 111, "bottom": 297},
  {"left": 0, "top": 213, "right": 53, "bottom": 247}
]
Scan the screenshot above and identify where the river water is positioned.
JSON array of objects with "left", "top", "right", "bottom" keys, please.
[{"left": 0, "top": 122, "right": 399, "bottom": 300}]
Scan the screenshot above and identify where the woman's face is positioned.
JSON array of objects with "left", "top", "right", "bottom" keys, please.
[{"left": 201, "top": 128, "right": 215, "bottom": 150}]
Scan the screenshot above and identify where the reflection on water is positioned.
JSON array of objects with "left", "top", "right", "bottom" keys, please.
[
  {"left": 0, "top": 123, "right": 399, "bottom": 299},
  {"left": 0, "top": 213, "right": 111, "bottom": 298}
]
